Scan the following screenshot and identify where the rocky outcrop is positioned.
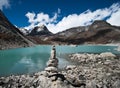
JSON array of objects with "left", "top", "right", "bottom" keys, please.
[
  {"left": 69, "top": 52, "right": 116, "bottom": 63},
  {"left": 69, "top": 52, "right": 116, "bottom": 64},
  {"left": 63, "top": 64, "right": 120, "bottom": 88},
  {"left": 67, "top": 52, "right": 120, "bottom": 88}
]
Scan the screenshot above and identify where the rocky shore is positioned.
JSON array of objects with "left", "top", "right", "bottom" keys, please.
[
  {"left": 0, "top": 46, "right": 120, "bottom": 88},
  {"left": 67, "top": 52, "right": 120, "bottom": 88}
]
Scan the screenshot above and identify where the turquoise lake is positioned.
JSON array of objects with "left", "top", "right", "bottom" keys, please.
[{"left": 0, "top": 45, "right": 119, "bottom": 76}]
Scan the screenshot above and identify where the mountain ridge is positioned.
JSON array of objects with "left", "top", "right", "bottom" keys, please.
[
  {"left": 0, "top": 10, "right": 34, "bottom": 50},
  {"left": 0, "top": 10, "right": 120, "bottom": 48},
  {"left": 28, "top": 20, "right": 120, "bottom": 45},
  {"left": 50, "top": 20, "right": 120, "bottom": 44}
]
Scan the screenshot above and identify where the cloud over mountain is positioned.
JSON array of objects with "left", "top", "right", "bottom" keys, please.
[
  {"left": 25, "top": 3, "right": 120, "bottom": 33},
  {"left": 0, "top": 0, "right": 10, "bottom": 10}
]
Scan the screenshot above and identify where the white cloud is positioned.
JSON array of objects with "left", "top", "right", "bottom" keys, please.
[
  {"left": 0, "top": 0, "right": 10, "bottom": 10},
  {"left": 107, "top": 3, "right": 120, "bottom": 26},
  {"left": 107, "top": 9, "right": 120, "bottom": 26},
  {"left": 25, "top": 12, "right": 36, "bottom": 23},
  {"left": 24, "top": 8, "right": 60, "bottom": 31},
  {"left": 25, "top": 3, "right": 120, "bottom": 34}
]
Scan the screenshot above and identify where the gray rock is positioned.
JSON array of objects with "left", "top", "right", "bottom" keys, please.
[
  {"left": 3, "top": 77, "right": 9, "bottom": 84},
  {"left": 45, "top": 66, "right": 58, "bottom": 73},
  {"left": 50, "top": 76, "right": 57, "bottom": 81},
  {"left": 86, "top": 80, "right": 97, "bottom": 88},
  {"left": 100, "top": 52, "right": 116, "bottom": 58},
  {"left": 113, "top": 79, "right": 120, "bottom": 88},
  {"left": 66, "top": 65, "right": 76, "bottom": 70},
  {"left": 47, "top": 59, "right": 58, "bottom": 67},
  {"left": 35, "top": 71, "right": 49, "bottom": 77}
]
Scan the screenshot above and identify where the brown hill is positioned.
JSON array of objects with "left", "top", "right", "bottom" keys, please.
[
  {"left": 49, "top": 20, "right": 120, "bottom": 44},
  {"left": 0, "top": 10, "right": 34, "bottom": 50}
]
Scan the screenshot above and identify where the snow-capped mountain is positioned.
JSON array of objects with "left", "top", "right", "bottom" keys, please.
[{"left": 28, "top": 25, "right": 53, "bottom": 36}]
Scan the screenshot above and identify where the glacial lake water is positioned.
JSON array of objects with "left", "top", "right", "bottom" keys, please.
[{"left": 0, "top": 45, "right": 119, "bottom": 77}]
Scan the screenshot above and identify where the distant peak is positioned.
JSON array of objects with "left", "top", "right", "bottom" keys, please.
[
  {"left": 34, "top": 25, "right": 48, "bottom": 31},
  {"left": 92, "top": 20, "right": 111, "bottom": 26},
  {"left": 40, "top": 24, "right": 46, "bottom": 28},
  {"left": 29, "top": 24, "right": 52, "bottom": 36},
  {"left": 89, "top": 20, "right": 111, "bottom": 30}
]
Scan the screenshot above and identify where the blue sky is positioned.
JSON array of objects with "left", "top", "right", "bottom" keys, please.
[{"left": 1, "top": 0, "right": 120, "bottom": 33}]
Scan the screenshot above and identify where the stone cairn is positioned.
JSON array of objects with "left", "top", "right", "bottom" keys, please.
[{"left": 45, "top": 45, "right": 59, "bottom": 73}]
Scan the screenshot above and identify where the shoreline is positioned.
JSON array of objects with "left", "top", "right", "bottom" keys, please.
[
  {"left": 0, "top": 51, "right": 120, "bottom": 88},
  {"left": 0, "top": 43, "right": 120, "bottom": 50}
]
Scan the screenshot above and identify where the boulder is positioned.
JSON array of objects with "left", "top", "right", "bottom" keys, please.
[
  {"left": 45, "top": 66, "right": 58, "bottom": 73},
  {"left": 100, "top": 52, "right": 116, "bottom": 58},
  {"left": 65, "top": 65, "right": 76, "bottom": 70}
]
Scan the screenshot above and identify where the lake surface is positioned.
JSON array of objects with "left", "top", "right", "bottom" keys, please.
[{"left": 0, "top": 45, "right": 119, "bottom": 76}]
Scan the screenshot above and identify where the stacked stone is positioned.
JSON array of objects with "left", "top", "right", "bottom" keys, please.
[{"left": 45, "top": 45, "right": 59, "bottom": 73}]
